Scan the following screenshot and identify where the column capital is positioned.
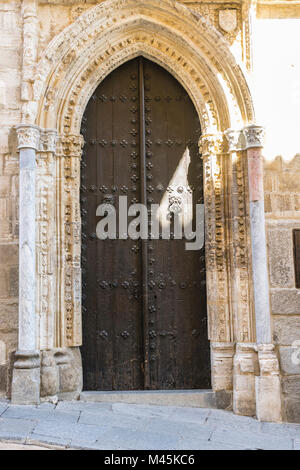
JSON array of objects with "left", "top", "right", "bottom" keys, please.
[
  {"left": 15, "top": 124, "right": 58, "bottom": 152},
  {"left": 15, "top": 124, "right": 41, "bottom": 151},
  {"left": 243, "top": 124, "right": 265, "bottom": 149},
  {"left": 39, "top": 129, "right": 58, "bottom": 153},
  {"left": 224, "top": 128, "right": 245, "bottom": 152},
  {"left": 224, "top": 125, "right": 265, "bottom": 151}
]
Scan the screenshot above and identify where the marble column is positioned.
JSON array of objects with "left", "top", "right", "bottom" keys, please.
[
  {"left": 243, "top": 124, "right": 282, "bottom": 422},
  {"left": 244, "top": 125, "right": 271, "bottom": 344},
  {"left": 11, "top": 124, "right": 41, "bottom": 405}
]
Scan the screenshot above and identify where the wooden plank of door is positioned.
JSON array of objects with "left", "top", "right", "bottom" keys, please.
[{"left": 139, "top": 57, "right": 150, "bottom": 389}]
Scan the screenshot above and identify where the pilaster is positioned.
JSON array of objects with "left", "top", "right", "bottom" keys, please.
[{"left": 56, "top": 134, "right": 84, "bottom": 348}]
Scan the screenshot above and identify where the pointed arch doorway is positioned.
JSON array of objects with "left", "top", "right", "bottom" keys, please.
[{"left": 80, "top": 57, "right": 210, "bottom": 391}]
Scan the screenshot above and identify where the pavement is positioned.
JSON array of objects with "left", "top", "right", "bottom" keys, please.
[{"left": 0, "top": 399, "right": 300, "bottom": 450}]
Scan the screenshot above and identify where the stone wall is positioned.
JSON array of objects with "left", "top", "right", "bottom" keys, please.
[
  {"left": 264, "top": 155, "right": 300, "bottom": 422},
  {"left": 0, "top": 0, "right": 22, "bottom": 396}
]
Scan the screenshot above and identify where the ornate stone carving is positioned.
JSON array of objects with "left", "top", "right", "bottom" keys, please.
[
  {"left": 21, "top": 0, "right": 38, "bottom": 123},
  {"left": 200, "top": 133, "right": 231, "bottom": 343},
  {"left": 199, "top": 134, "right": 224, "bottom": 157},
  {"left": 224, "top": 129, "right": 245, "bottom": 152},
  {"left": 36, "top": 145, "right": 56, "bottom": 350},
  {"left": 16, "top": 124, "right": 40, "bottom": 150},
  {"left": 227, "top": 145, "right": 255, "bottom": 343},
  {"left": 57, "top": 134, "right": 84, "bottom": 159},
  {"left": 243, "top": 125, "right": 265, "bottom": 149},
  {"left": 39, "top": 130, "right": 58, "bottom": 153},
  {"left": 15, "top": 125, "right": 58, "bottom": 153},
  {"left": 35, "top": 0, "right": 254, "bottom": 138},
  {"left": 55, "top": 133, "right": 83, "bottom": 347}
]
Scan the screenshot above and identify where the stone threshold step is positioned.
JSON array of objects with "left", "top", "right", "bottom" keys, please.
[{"left": 80, "top": 389, "right": 232, "bottom": 409}]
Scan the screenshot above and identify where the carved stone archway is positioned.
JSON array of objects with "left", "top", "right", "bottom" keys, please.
[{"left": 11, "top": 0, "right": 282, "bottom": 421}]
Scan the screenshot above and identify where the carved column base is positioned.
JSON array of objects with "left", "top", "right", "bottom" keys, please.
[
  {"left": 11, "top": 351, "right": 40, "bottom": 405},
  {"left": 40, "top": 350, "right": 59, "bottom": 402},
  {"left": 255, "top": 344, "right": 282, "bottom": 422},
  {"left": 39, "top": 347, "right": 83, "bottom": 402},
  {"left": 233, "top": 343, "right": 259, "bottom": 416},
  {"left": 211, "top": 342, "right": 235, "bottom": 392},
  {"left": 55, "top": 347, "right": 82, "bottom": 400}
]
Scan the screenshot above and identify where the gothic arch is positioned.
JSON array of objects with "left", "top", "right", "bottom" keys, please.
[{"left": 34, "top": 0, "right": 254, "bottom": 134}]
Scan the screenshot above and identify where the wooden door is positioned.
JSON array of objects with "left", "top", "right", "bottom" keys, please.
[{"left": 80, "top": 57, "right": 210, "bottom": 391}]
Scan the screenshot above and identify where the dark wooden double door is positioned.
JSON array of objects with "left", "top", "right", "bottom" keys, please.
[{"left": 81, "top": 57, "right": 210, "bottom": 391}]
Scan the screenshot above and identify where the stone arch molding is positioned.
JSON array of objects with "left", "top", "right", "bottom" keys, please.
[
  {"left": 13, "top": 0, "right": 282, "bottom": 423},
  {"left": 34, "top": 0, "right": 254, "bottom": 134}
]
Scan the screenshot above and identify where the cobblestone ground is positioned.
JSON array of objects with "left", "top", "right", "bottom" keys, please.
[{"left": 0, "top": 400, "right": 300, "bottom": 450}]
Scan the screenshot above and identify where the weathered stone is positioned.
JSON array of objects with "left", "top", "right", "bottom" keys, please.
[
  {"left": 0, "top": 330, "right": 17, "bottom": 357},
  {"left": 270, "top": 193, "right": 294, "bottom": 212},
  {"left": 273, "top": 317, "right": 300, "bottom": 345},
  {"left": 0, "top": 300, "right": 18, "bottom": 331},
  {"left": 55, "top": 347, "right": 82, "bottom": 395},
  {"left": 0, "top": 364, "right": 7, "bottom": 393},
  {"left": 211, "top": 342, "right": 235, "bottom": 391},
  {"left": 40, "top": 350, "right": 59, "bottom": 398},
  {"left": 233, "top": 344, "right": 259, "bottom": 416},
  {"left": 255, "top": 344, "right": 282, "bottom": 422},
  {"left": 0, "top": 176, "right": 10, "bottom": 197},
  {"left": 271, "top": 289, "right": 300, "bottom": 315},
  {"left": 9, "top": 265, "right": 18, "bottom": 297},
  {"left": 11, "top": 351, "right": 40, "bottom": 405},
  {"left": 281, "top": 376, "right": 300, "bottom": 397},
  {"left": 267, "top": 229, "right": 294, "bottom": 288},
  {"left": 283, "top": 397, "right": 300, "bottom": 424},
  {"left": 11, "top": 367, "right": 40, "bottom": 405},
  {"left": 279, "top": 346, "right": 300, "bottom": 375},
  {"left": 256, "top": 375, "right": 282, "bottom": 422},
  {"left": 0, "top": 244, "right": 18, "bottom": 265}
]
